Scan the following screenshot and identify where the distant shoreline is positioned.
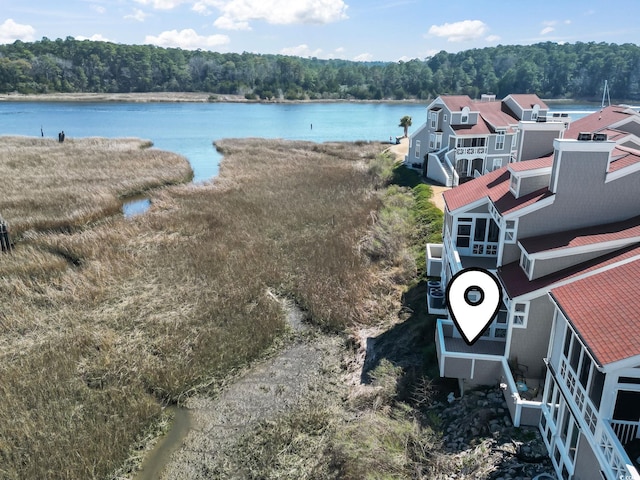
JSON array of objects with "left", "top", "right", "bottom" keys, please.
[{"left": 0, "top": 92, "right": 424, "bottom": 104}]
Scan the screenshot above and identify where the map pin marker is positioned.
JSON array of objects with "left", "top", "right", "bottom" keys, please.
[{"left": 445, "top": 267, "right": 502, "bottom": 346}]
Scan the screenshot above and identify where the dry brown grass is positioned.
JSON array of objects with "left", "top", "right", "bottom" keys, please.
[
  {"left": 0, "top": 137, "right": 394, "bottom": 478},
  {"left": 0, "top": 136, "right": 193, "bottom": 235}
]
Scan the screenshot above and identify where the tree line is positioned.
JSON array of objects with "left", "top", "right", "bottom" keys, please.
[{"left": 1, "top": 37, "right": 639, "bottom": 101}]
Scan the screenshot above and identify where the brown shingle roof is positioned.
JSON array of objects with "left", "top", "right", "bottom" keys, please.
[
  {"left": 550, "top": 258, "right": 640, "bottom": 366},
  {"left": 498, "top": 243, "right": 640, "bottom": 298},
  {"left": 520, "top": 215, "right": 640, "bottom": 255}
]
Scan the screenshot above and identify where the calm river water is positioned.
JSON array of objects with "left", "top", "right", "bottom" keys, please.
[{"left": 0, "top": 101, "right": 600, "bottom": 183}]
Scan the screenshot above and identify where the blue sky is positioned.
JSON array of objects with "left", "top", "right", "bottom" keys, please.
[{"left": 2, "top": 0, "right": 640, "bottom": 61}]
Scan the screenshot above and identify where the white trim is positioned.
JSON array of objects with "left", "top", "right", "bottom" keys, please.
[
  {"left": 511, "top": 301, "right": 530, "bottom": 328},
  {"left": 502, "top": 193, "right": 556, "bottom": 220},
  {"left": 605, "top": 160, "right": 640, "bottom": 183},
  {"left": 507, "top": 252, "right": 640, "bottom": 304},
  {"left": 508, "top": 166, "right": 553, "bottom": 178},
  {"left": 525, "top": 236, "right": 640, "bottom": 261}
]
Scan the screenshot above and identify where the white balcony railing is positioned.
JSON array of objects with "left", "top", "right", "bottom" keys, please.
[
  {"left": 455, "top": 146, "right": 487, "bottom": 156},
  {"left": 598, "top": 420, "right": 640, "bottom": 480},
  {"left": 610, "top": 419, "right": 640, "bottom": 446}
]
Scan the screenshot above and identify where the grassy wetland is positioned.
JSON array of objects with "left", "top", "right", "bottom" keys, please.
[{"left": 0, "top": 135, "right": 433, "bottom": 478}]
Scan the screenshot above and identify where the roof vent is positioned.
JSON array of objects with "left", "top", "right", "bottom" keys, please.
[
  {"left": 577, "top": 132, "right": 592, "bottom": 141},
  {"left": 481, "top": 94, "right": 496, "bottom": 102},
  {"left": 592, "top": 133, "right": 608, "bottom": 141}
]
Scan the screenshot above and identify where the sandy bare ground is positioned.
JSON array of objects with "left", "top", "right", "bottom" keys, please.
[{"left": 388, "top": 137, "right": 449, "bottom": 212}]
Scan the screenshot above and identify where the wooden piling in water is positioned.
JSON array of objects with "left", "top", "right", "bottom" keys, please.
[{"left": 0, "top": 220, "right": 11, "bottom": 252}]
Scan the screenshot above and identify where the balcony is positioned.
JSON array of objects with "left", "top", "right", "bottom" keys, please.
[
  {"left": 460, "top": 254, "right": 498, "bottom": 271},
  {"left": 436, "top": 318, "right": 506, "bottom": 381},
  {"left": 435, "top": 318, "right": 543, "bottom": 426},
  {"left": 455, "top": 146, "right": 487, "bottom": 158}
]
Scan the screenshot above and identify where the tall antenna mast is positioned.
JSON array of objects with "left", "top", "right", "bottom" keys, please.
[{"left": 601, "top": 80, "right": 611, "bottom": 108}]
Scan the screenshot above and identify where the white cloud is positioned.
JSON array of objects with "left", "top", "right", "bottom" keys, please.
[
  {"left": 91, "top": 5, "right": 107, "bottom": 14},
  {"left": 485, "top": 34, "right": 500, "bottom": 42},
  {"left": 213, "top": 0, "right": 348, "bottom": 28},
  {"left": 280, "top": 44, "right": 323, "bottom": 57},
  {"left": 75, "top": 34, "right": 110, "bottom": 42},
  {"left": 134, "top": 0, "right": 189, "bottom": 9},
  {"left": 540, "top": 26, "right": 554, "bottom": 35},
  {"left": 427, "top": 19, "right": 488, "bottom": 42},
  {"left": 213, "top": 15, "right": 251, "bottom": 30},
  {"left": 353, "top": 52, "right": 372, "bottom": 61},
  {"left": 0, "top": 18, "right": 36, "bottom": 44},
  {"left": 125, "top": 8, "right": 149, "bottom": 21},
  {"left": 144, "top": 28, "right": 230, "bottom": 49}
]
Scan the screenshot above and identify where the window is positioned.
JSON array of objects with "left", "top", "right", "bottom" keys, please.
[
  {"left": 532, "top": 104, "right": 540, "bottom": 121},
  {"left": 457, "top": 223, "right": 471, "bottom": 247},
  {"left": 443, "top": 114, "right": 448, "bottom": 122},
  {"left": 435, "top": 133, "right": 442, "bottom": 149},
  {"left": 509, "top": 174, "right": 519, "bottom": 196},
  {"left": 415, "top": 140, "right": 421, "bottom": 158},
  {"left": 579, "top": 354, "right": 591, "bottom": 388},
  {"left": 512, "top": 302, "right": 529, "bottom": 327},
  {"left": 588, "top": 368, "right": 605, "bottom": 409},
  {"left": 457, "top": 137, "right": 486, "bottom": 148},
  {"left": 570, "top": 338, "right": 582, "bottom": 373},
  {"left": 429, "top": 134, "right": 435, "bottom": 149},
  {"left": 430, "top": 111, "right": 438, "bottom": 128},
  {"left": 504, "top": 219, "right": 517, "bottom": 243},
  {"left": 491, "top": 158, "right": 503, "bottom": 171},
  {"left": 496, "top": 130, "right": 505, "bottom": 150},
  {"left": 563, "top": 324, "right": 572, "bottom": 357},
  {"left": 520, "top": 253, "right": 532, "bottom": 277},
  {"left": 461, "top": 106, "right": 469, "bottom": 124}
]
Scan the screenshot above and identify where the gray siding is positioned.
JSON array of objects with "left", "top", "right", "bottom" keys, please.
[
  {"left": 618, "top": 120, "right": 640, "bottom": 137},
  {"left": 408, "top": 125, "right": 430, "bottom": 164},
  {"left": 519, "top": 129, "right": 560, "bottom": 161},
  {"left": 518, "top": 173, "right": 551, "bottom": 197},
  {"left": 509, "top": 294, "right": 555, "bottom": 379},
  {"left": 573, "top": 432, "right": 603, "bottom": 480},
  {"left": 531, "top": 246, "right": 622, "bottom": 280},
  {"left": 504, "top": 97, "right": 523, "bottom": 119},
  {"left": 518, "top": 149, "right": 640, "bottom": 239},
  {"left": 502, "top": 243, "right": 521, "bottom": 266},
  {"left": 465, "top": 204, "right": 489, "bottom": 214}
]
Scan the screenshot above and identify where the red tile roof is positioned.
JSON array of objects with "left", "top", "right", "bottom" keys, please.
[
  {"left": 609, "top": 145, "right": 640, "bottom": 172},
  {"left": 550, "top": 257, "right": 640, "bottom": 366},
  {"left": 508, "top": 156, "right": 554, "bottom": 172},
  {"left": 498, "top": 243, "right": 640, "bottom": 299},
  {"left": 440, "top": 95, "right": 474, "bottom": 112},
  {"left": 508, "top": 94, "right": 548, "bottom": 110},
  {"left": 443, "top": 160, "right": 554, "bottom": 214},
  {"left": 443, "top": 168, "right": 508, "bottom": 212},
  {"left": 520, "top": 215, "right": 640, "bottom": 254},
  {"left": 565, "top": 105, "right": 639, "bottom": 139}
]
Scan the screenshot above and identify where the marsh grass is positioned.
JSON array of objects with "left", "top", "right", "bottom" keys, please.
[
  {"left": 0, "top": 137, "right": 393, "bottom": 478},
  {"left": 0, "top": 136, "right": 193, "bottom": 235}
]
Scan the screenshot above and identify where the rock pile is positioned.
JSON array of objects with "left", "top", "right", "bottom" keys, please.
[{"left": 430, "top": 386, "right": 556, "bottom": 480}]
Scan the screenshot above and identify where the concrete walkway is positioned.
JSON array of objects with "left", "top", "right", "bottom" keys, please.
[{"left": 387, "top": 137, "right": 449, "bottom": 212}]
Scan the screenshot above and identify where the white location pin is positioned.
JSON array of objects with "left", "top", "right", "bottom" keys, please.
[{"left": 445, "top": 267, "right": 502, "bottom": 346}]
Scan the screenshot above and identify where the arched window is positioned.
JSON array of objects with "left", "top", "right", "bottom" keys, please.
[
  {"left": 532, "top": 104, "right": 540, "bottom": 121},
  {"left": 461, "top": 106, "right": 470, "bottom": 124}
]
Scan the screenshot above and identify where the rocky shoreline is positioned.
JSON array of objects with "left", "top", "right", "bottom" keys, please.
[{"left": 432, "top": 387, "right": 555, "bottom": 480}]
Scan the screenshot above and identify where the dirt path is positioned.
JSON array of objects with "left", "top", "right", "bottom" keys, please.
[
  {"left": 388, "top": 137, "right": 449, "bottom": 212},
  {"left": 150, "top": 298, "right": 343, "bottom": 479}
]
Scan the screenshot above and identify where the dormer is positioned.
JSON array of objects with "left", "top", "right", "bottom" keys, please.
[
  {"left": 508, "top": 159, "right": 553, "bottom": 199},
  {"left": 503, "top": 94, "right": 548, "bottom": 122},
  {"left": 452, "top": 106, "right": 478, "bottom": 126},
  {"left": 516, "top": 215, "right": 640, "bottom": 281}
]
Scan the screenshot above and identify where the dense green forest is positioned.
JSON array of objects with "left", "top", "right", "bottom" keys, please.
[{"left": 1, "top": 37, "right": 639, "bottom": 101}]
